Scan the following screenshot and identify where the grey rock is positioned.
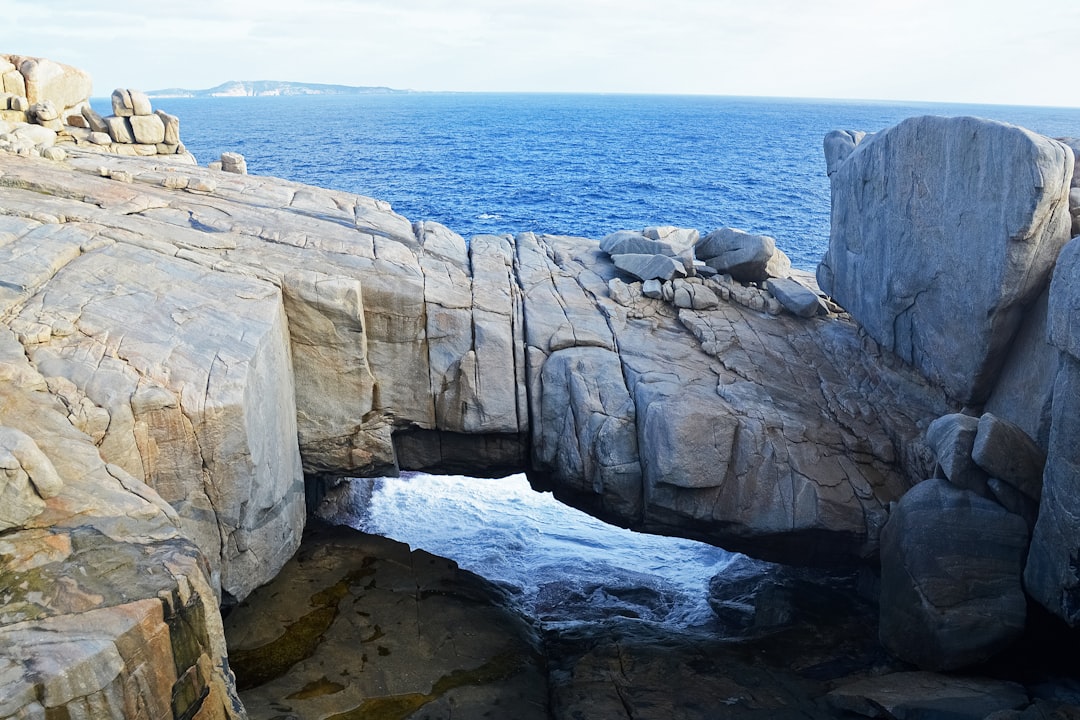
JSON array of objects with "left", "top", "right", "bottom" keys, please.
[
  {"left": 128, "top": 113, "right": 165, "bottom": 144},
  {"left": 103, "top": 115, "right": 133, "bottom": 143},
  {"left": 766, "top": 276, "right": 825, "bottom": 318},
  {"left": 988, "top": 477, "right": 1040, "bottom": 532},
  {"left": 110, "top": 88, "right": 133, "bottom": 117},
  {"left": 18, "top": 56, "right": 92, "bottom": 110},
  {"left": 533, "top": 346, "right": 642, "bottom": 522},
  {"left": 828, "top": 672, "right": 1028, "bottom": 720},
  {"left": 823, "top": 129, "right": 867, "bottom": 177},
  {"left": 973, "top": 413, "right": 1046, "bottom": 503},
  {"left": 821, "top": 115, "right": 1073, "bottom": 405},
  {"left": 1025, "top": 352, "right": 1080, "bottom": 627},
  {"left": 81, "top": 104, "right": 108, "bottom": 133},
  {"left": 29, "top": 100, "right": 58, "bottom": 122},
  {"left": 925, "top": 413, "right": 989, "bottom": 495},
  {"left": 601, "top": 229, "right": 683, "bottom": 257},
  {"left": 641, "top": 278, "right": 663, "bottom": 299},
  {"left": 154, "top": 110, "right": 179, "bottom": 145},
  {"left": 671, "top": 279, "right": 719, "bottom": 310},
  {"left": 697, "top": 227, "right": 783, "bottom": 282},
  {"left": 1026, "top": 237, "right": 1080, "bottom": 627},
  {"left": 643, "top": 225, "right": 699, "bottom": 253},
  {"left": 220, "top": 151, "right": 247, "bottom": 174},
  {"left": 880, "top": 479, "right": 1029, "bottom": 670},
  {"left": 612, "top": 252, "right": 688, "bottom": 282},
  {"left": 984, "top": 288, "right": 1057, "bottom": 451},
  {"left": 128, "top": 89, "right": 152, "bottom": 116}
]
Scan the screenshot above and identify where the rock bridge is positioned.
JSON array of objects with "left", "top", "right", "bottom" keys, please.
[
  {"left": 0, "top": 143, "right": 954, "bottom": 608},
  {"left": 6, "top": 109, "right": 1080, "bottom": 718}
]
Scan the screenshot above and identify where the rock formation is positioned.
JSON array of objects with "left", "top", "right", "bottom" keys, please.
[
  {"left": 821, "top": 115, "right": 1080, "bottom": 668},
  {"left": 0, "top": 54, "right": 191, "bottom": 162},
  {"left": 2, "top": 55, "right": 1080, "bottom": 717}
]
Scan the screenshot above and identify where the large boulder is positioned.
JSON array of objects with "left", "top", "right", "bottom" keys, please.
[
  {"left": 880, "top": 479, "right": 1029, "bottom": 670},
  {"left": 972, "top": 413, "right": 1045, "bottom": 503},
  {"left": 925, "top": 413, "right": 989, "bottom": 495},
  {"left": 983, "top": 288, "right": 1058, "bottom": 451},
  {"left": 17, "top": 56, "right": 93, "bottom": 109},
  {"left": 766, "top": 276, "right": 825, "bottom": 318},
  {"left": 612, "top": 252, "right": 688, "bottom": 282},
  {"left": 16, "top": 242, "right": 306, "bottom": 602},
  {"left": 697, "top": 227, "right": 790, "bottom": 282},
  {"left": 819, "top": 116, "right": 1073, "bottom": 405}
]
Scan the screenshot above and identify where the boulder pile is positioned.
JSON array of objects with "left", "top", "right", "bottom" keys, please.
[
  {"left": 0, "top": 54, "right": 191, "bottom": 162},
  {"left": 599, "top": 225, "right": 829, "bottom": 319}
]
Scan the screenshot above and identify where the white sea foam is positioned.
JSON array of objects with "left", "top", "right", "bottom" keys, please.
[{"left": 320, "top": 472, "right": 739, "bottom": 629}]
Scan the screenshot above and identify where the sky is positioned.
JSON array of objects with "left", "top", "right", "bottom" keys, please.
[{"left": 5, "top": 0, "right": 1080, "bottom": 107}]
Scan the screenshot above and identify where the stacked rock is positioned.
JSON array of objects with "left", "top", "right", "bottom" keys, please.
[
  {"left": 0, "top": 53, "right": 190, "bottom": 162},
  {"left": 90, "top": 88, "right": 183, "bottom": 156},
  {"left": 599, "top": 225, "right": 829, "bottom": 319}
]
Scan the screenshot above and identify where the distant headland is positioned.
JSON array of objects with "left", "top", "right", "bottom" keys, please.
[{"left": 144, "top": 79, "right": 407, "bottom": 98}]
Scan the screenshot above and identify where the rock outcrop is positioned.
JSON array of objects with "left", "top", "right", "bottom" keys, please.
[
  {"left": 879, "top": 479, "right": 1029, "bottom": 670},
  {"left": 821, "top": 115, "right": 1080, "bottom": 647},
  {"left": 1025, "top": 235, "right": 1080, "bottom": 627},
  {"left": 0, "top": 325, "right": 242, "bottom": 719},
  {"left": 0, "top": 54, "right": 190, "bottom": 161}
]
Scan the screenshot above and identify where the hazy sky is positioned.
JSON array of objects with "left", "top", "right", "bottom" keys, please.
[{"left": 7, "top": 0, "right": 1079, "bottom": 106}]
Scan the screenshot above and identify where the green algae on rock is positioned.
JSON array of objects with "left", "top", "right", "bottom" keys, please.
[{"left": 224, "top": 523, "right": 548, "bottom": 719}]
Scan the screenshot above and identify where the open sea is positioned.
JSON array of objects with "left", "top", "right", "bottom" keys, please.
[
  {"left": 127, "top": 93, "right": 1080, "bottom": 270},
  {"left": 138, "top": 93, "right": 1080, "bottom": 630}
]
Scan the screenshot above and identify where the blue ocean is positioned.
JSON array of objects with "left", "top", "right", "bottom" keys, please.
[
  {"left": 138, "top": 93, "right": 1080, "bottom": 630},
  {"left": 139, "top": 93, "right": 1080, "bottom": 270}
]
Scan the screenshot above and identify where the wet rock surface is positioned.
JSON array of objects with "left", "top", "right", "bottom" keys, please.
[{"left": 223, "top": 522, "right": 549, "bottom": 720}]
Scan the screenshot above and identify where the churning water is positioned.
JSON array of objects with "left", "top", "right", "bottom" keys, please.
[{"left": 318, "top": 472, "right": 738, "bottom": 629}]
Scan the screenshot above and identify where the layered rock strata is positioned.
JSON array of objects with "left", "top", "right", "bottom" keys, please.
[{"left": 820, "top": 116, "right": 1080, "bottom": 663}]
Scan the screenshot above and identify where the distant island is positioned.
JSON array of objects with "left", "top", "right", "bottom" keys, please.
[{"left": 145, "top": 80, "right": 407, "bottom": 98}]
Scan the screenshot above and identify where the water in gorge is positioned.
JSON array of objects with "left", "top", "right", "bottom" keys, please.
[{"left": 317, "top": 472, "right": 740, "bottom": 632}]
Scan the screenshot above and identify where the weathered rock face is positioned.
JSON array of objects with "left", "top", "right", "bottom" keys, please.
[
  {"left": 819, "top": 115, "right": 1073, "bottom": 405},
  {"left": 1026, "top": 237, "right": 1080, "bottom": 627},
  {"left": 0, "top": 326, "right": 242, "bottom": 720},
  {"left": 6, "top": 87, "right": 1080, "bottom": 715},
  {"left": 697, "top": 226, "right": 791, "bottom": 282},
  {"left": 530, "top": 234, "right": 948, "bottom": 565}
]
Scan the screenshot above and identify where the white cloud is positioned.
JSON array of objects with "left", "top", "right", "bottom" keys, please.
[{"left": 4, "top": 0, "right": 1079, "bottom": 104}]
